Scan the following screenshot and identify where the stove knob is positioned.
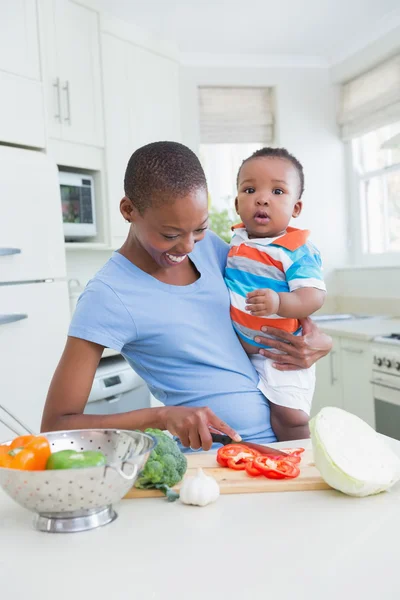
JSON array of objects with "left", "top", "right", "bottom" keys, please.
[
  {"left": 384, "top": 359, "right": 392, "bottom": 368},
  {"left": 376, "top": 357, "right": 383, "bottom": 366},
  {"left": 396, "top": 362, "right": 400, "bottom": 371}
]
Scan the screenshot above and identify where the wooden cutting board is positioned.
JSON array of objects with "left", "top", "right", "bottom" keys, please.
[{"left": 124, "top": 449, "right": 330, "bottom": 499}]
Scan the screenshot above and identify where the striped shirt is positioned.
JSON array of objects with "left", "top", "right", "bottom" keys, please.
[{"left": 225, "top": 224, "right": 326, "bottom": 349}]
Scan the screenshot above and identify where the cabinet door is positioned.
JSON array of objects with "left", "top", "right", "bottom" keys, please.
[
  {"left": 0, "top": 0, "right": 40, "bottom": 80},
  {"left": 101, "top": 33, "right": 132, "bottom": 246},
  {"left": 0, "top": 71, "right": 45, "bottom": 149},
  {"left": 49, "top": 0, "right": 104, "bottom": 146},
  {"left": 311, "top": 336, "right": 343, "bottom": 416},
  {"left": 102, "top": 34, "right": 182, "bottom": 247},
  {"left": 128, "top": 45, "right": 182, "bottom": 149},
  {"left": 0, "top": 146, "right": 66, "bottom": 282},
  {"left": 341, "top": 340, "right": 374, "bottom": 427},
  {"left": 0, "top": 281, "right": 70, "bottom": 438},
  {"left": 0, "top": 0, "right": 45, "bottom": 148}
]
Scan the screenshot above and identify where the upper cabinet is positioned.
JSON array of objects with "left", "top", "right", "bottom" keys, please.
[
  {"left": 0, "top": 0, "right": 40, "bottom": 79},
  {"left": 0, "top": 0, "right": 45, "bottom": 148},
  {"left": 40, "top": 0, "right": 104, "bottom": 148},
  {"left": 101, "top": 23, "right": 181, "bottom": 247}
]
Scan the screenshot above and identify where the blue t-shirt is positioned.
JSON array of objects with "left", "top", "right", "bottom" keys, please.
[{"left": 69, "top": 230, "right": 276, "bottom": 444}]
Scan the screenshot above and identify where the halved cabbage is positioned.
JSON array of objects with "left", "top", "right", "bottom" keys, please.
[{"left": 310, "top": 407, "right": 400, "bottom": 497}]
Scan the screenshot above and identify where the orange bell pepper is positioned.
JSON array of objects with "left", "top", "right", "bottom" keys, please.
[{"left": 0, "top": 435, "right": 51, "bottom": 470}]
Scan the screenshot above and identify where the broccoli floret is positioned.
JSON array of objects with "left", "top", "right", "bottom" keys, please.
[{"left": 135, "top": 429, "right": 187, "bottom": 501}]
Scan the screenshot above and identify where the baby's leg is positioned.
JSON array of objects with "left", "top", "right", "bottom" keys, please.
[{"left": 269, "top": 402, "right": 310, "bottom": 442}]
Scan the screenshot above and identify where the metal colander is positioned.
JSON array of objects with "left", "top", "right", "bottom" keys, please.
[{"left": 0, "top": 406, "right": 156, "bottom": 533}]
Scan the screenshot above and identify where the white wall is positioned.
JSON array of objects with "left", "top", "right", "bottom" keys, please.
[
  {"left": 66, "top": 64, "right": 348, "bottom": 301},
  {"left": 180, "top": 65, "right": 348, "bottom": 291},
  {"left": 333, "top": 267, "right": 400, "bottom": 316}
]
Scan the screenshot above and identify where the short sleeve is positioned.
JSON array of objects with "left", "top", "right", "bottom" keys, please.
[
  {"left": 205, "top": 229, "right": 230, "bottom": 274},
  {"left": 285, "top": 243, "right": 326, "bottom": 292},
  {"left": 68, "top": 279, "right": 137, "bottom": 351}
]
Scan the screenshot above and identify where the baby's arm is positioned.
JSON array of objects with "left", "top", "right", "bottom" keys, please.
[{"left": 246, "top": 287, "right": 325, "bottom": 319}]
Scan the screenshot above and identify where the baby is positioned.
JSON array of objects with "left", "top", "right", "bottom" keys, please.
[{"left": 225, "top": 147, "right": 326, "bottom": 440}]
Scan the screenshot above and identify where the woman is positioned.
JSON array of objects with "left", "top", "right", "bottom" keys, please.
[{"left": 42, "top": 142, "right": 331, "bottom": 450}]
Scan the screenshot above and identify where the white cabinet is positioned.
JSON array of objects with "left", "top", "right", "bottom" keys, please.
[
  {"left": 312, "top": 335, "right": 343, "bottom": 416},
  {"left": 0, "top": 281, "right": 70, "bottom": 438},
  {"left": 0, "top": 146, "right": 66, "bottom": 282},
  {"left": 101, "top": 32, "right": 181, "bottom": 247},
  {"left": 40, "top": 0, "right": 104, "bottom": 147},
  {"left": 312, "top": 334, "right": 374, "bottom": 427},
  {"left": 0, "top": 0, "right": 40, "bottom": 79},
  {"left": 0, "top": 0, "right": 45, "bottom": 148},
  {"left": 340, "top": 339, "right": 374, "bottom": 427}
]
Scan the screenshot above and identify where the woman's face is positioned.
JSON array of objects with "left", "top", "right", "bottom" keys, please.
[{"left": 124, "top": 188, "right": 209, "bottom": 269}]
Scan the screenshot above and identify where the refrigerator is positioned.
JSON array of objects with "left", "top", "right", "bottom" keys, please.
[{"left": 0, "top": 145, "right": 71, "bottom": 441}]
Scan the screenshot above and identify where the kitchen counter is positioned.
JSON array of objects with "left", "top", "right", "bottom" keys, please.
[
  {"left": 1, "top": 439, "right": 400, "bottom": 600},
  {"left": 318, "top": 315, "right": 400, "bottom": 341}
]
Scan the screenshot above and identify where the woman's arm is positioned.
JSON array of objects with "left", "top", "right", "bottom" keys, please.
[
  {"left": 41, "top": 337, "right": 240, "bottom": 450},
  {"left": 254, "top": 317, "right": 332, "bottom": 371}
]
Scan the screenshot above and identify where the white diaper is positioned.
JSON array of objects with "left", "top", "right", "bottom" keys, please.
[{"left": 250, "top": 353, "right": 315, "bottom": 415}]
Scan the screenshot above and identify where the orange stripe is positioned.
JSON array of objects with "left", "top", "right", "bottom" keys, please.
[
  {"left": 228, "top": 245, "right": 284, "bottom": 272},
  {"left": 230, "top": 305, "right": 299, "bottom": 333},
  {"left": 275, "top": 227, "right": 310, "bottom": 251}
]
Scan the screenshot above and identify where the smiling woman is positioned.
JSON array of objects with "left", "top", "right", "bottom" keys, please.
[{"left": 41, "top": 141, "right": 332, "bottom": 450}]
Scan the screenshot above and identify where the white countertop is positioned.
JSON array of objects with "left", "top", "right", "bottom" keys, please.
[
  {"left": 318, "top": 315, "right": 400, "bottom": 341},
  {"left": 1, "top": 438, "right": 400, "bottom": 600}
]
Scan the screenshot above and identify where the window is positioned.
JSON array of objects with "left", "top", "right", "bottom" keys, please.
[
  {"left": 350, "top": 122, "right": 400, "bottom": 262},
  {"left": 198, "top": 87, "right": 274, "bottom": 241},
  {"left": 339, "top": 54, "right": 400, "bottom": 264}
]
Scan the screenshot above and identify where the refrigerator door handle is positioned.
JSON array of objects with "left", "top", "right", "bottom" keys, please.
[
  {"left": 0, "top": 248, "right": 21, "bottom": 256},
  {"left": 0, "top": 314, "right": 28, "bottom": 325}
]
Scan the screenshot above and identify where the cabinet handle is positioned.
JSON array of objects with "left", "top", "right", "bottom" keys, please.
[
  {"left": 330, "top": 350, "right": 337, "bottom": 385},
  {"left": 343, "top": 347, "right": 364, "bottom": 354},
  {"left": 0, "top": 314, "right": 28, "bottom": 326},
  {"left": 53, "top": 77, "right": 61, "bottom": 123},
  {"left": 63, "top": 80, "right": 71, "bottom": 125},
  {"left": 0, "top": 248, "right": 21, "bottom": 256}
]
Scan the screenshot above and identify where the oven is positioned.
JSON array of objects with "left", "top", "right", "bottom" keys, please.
[{"left": 371, "top": 337, "right": 400, "bottom": 441}]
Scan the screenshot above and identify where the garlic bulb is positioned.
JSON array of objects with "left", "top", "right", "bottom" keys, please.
[{"left": 179, "top": 468, "right": 220, "bottom": 507}]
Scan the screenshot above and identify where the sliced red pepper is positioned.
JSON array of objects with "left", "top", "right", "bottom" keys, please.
[
  {"left": 282, "top": 455, "right": 301, "bottom": 465},
  {"left": 216, "top": 444, "right": 259, "bottom": 467},
  {"left": 227, "top": 458, "right": 247, "bottom": 470},
  {"left": 253, "top": 456, "right": 300, "bottom": 479},
  {"left": 245, "top": 461, "right": 262, "bottom": 477}
]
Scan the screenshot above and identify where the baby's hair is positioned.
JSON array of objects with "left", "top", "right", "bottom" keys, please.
[
  {"left": 237, "top": 147, "right": 305, "bottom": 198},
  {"left": 124, "top": 141, "right": 207, "bottom": 214}
]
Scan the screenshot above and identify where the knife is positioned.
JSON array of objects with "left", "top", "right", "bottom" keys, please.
[{"left": 210, "top": 433, "right": 288, "bottom": 456}]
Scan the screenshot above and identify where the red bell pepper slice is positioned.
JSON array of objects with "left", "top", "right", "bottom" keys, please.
[
  {"left": 245, "top": 461, "right": 262, "bottom": 477},
  {"left": 216, "top": 444, "right": 259, "bottom": 467},
  {"left": 253, "top": 456, "right": 300, "bottom": 479}
]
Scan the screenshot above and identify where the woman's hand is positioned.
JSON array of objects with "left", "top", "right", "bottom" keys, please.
[
  {"left": 254, "top": 317, "right": 332, "bottom": 371},
  {"left": 162, "top": 406, "right": 241, "bottom": 451}
]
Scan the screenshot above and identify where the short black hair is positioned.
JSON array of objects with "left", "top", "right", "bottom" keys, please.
[
  {"left": 237, "top": 147, "right": 305, "bottom": 198},
  {"left": 124, "top": 141, "right": 207, "bottom": 214}
]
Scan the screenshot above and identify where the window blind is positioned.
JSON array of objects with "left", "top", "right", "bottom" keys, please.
[
  {"left": 198, "top": 86, "right": 274, "bottom": 144},
  {"left": 338, "top": 54, "right": 400, "bottom": 140}
]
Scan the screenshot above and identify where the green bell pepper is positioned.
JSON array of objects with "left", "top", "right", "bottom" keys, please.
[{"left": 46, "top": 449, "right": 106, "bottom": 470}]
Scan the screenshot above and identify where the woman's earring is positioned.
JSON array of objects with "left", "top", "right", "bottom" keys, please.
[{"left": 125, "top": 219, "right": 130, "bottom": 223}]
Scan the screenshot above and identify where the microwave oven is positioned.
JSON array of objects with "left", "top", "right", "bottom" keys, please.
[{"left": 59, "top": 171, "right": 97, "bottom": 239}]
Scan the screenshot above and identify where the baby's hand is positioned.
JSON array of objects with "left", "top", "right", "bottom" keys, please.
[{"left": 246, "top": 289, "right": 280, "bottom": 317}]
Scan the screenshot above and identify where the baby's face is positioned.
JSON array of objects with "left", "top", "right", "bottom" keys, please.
[{"left": 236, "top": 157, "right": 302, "bottom": 238}]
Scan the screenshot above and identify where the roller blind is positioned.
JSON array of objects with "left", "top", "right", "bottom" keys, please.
[
  {"left": 338, "top": 54, "right": 400, "bottom": 140},
  {"left": 198, "top": 86, "right": 274, "bottom": 144}
]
